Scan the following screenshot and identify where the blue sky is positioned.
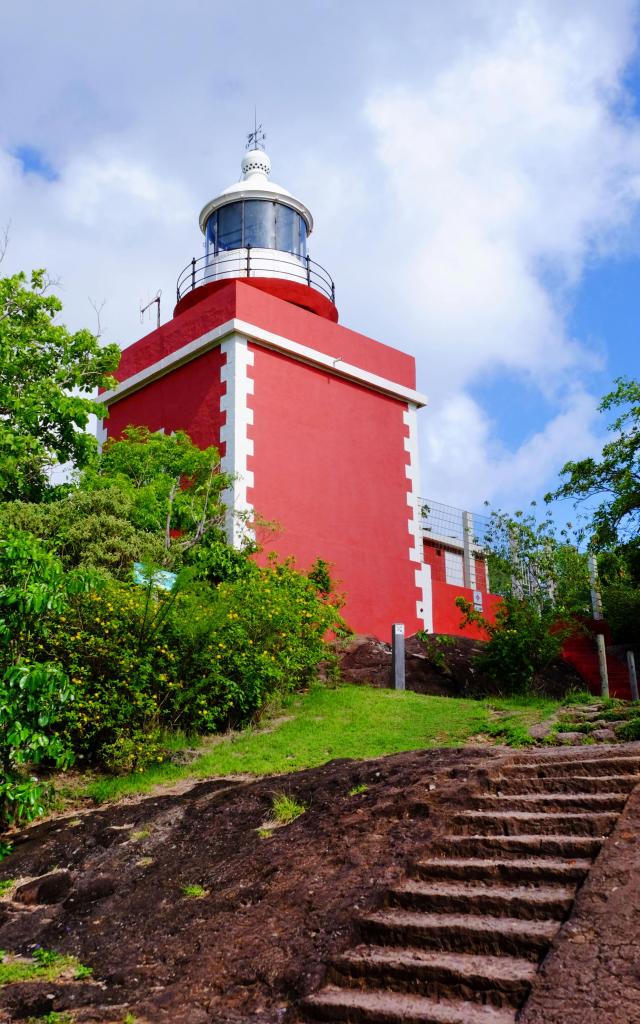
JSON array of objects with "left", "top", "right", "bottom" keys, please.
[{"left": 1, "top": 0, "right": 639, "bottom": 514}]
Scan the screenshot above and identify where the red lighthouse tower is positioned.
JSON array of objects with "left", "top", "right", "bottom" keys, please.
[{"left": 100, "top": 136, "right": 430, "bottom": 637}]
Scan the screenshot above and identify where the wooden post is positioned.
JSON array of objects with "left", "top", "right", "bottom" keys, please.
[
  {"left": 392, "top": 623, "right": 405, "bottom": 691},
  {"left": 596, "top": 633, "right": 609, "bottom": 699},
  {"left": 588, "top": 553, "right": 603, "bottom": 620},
  {"left": 627, "top": 650, "right": 639, "bottom": 702},
  {"left": 462, "top": 511, "right": 475, "bottom": 590}
]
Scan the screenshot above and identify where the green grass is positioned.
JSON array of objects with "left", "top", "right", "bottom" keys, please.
[
  {"left": 181, "top": 883, "right": 207, "bottom": 899},
  {"left": 478, "top": 695, "right": 561, "bottom": 747},
  {"left": 188, "top": 687, "right": 558, "bottom": 773},
  {"left": 77, "top": 685, "right": 560, "bottom": 805},
  {"left": 271, "top": 793, "right": 306, "bottom": 824},
  {"left": 349, "top": 784, "right": 369, "bottom": 796},
  {"left": 130, "top": 829, "right": 151, "bottom": 842},
  {"left": 0, "top": 949, "right": 87, "bottom": 987},
  {"left": 0, "top": 880, "right": 15, "bottom": 897}
]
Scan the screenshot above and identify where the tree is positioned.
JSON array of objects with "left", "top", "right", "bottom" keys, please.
[
  {"left": 548, "top": 377, "right": 640, "bottom": 549},
  {"left": 0, "top": 427, "right": 237, "bottom": 577},
  {"left": 0, "top": 269, "right": 120, "bottom": 501},
  {"left": 82, "top": 425, "right": 235, "bottom": 561},
  {"left": 481, "top": 504, "right": 590, "bottom": 616}
]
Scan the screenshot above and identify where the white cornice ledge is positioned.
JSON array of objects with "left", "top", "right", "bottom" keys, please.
[{"left": 100, "top": 317, "right": 428, "bottom": 408}]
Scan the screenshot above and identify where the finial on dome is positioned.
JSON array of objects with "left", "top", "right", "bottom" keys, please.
[
  {"left": 242, "top": 113, "right": 271, "bottom": 180},
  {"left": 246, "top": 111, "right": 266, "bottom": 151}
]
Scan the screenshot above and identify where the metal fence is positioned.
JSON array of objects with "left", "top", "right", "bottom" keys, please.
[
  {"left": 419, "top": 498, "right": 491, "bottom": 548},
  {"left": 419, "top": 497, "right": 492, "bottom": 590}
]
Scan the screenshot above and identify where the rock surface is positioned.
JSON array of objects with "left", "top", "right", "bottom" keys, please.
[
  {"left": 14, "top": 870, "right": 72, "bottom": 906},
  {"left": 520, "top": 779, "right": 640, "bottom": 1024}
]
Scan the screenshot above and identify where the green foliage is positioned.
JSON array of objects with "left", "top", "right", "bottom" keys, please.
[
  {"left": 549, "top": 377, "right": 640, "bottom": 549},
  {"left": 0, "top": 948, "right": 80, "bottom": 987},
  {"left": 23, "top": 554, "right": 342, "bottom": 772},
  {"left": 481, "top": 505, "right": 590, "bottom": 615},
  {"left": 0, "top": 427, "right": 235, "bottom": 578},
  {"left": 0, "top": 490, "right": 166, "bottom": 578},
  {"left": 0, "top": 269, "right": 120, "bottom": 502},
  {"left": 479, "top": 718, "right": 536, "bottom": 747},
  {"left": 0, "top": 532, "right": 79, "bottom": 826},
  {"left": 78, "top": 686, "right": 559, "bottom": 803},
  {"left": 595, "top": 546, "right": 640, "bottom": 644},
  {"left": 32, "top": 948, "right": 64, "bottom": 968},
  {"left": 0, "top": 843, "right": 13, "bottom": 862},
  {"left": 561, "top": 688, "right": 594, "bottom": 705},
  {"left": 0, "top": 880, "right": 15, "bottom": 896},
  {"left": 456, "top": 595, "right": 569, "bottom": 694},
  {"left": 416, "top": 632, "right": 456, "bottom": 670},
  {"left": 82, "top": 426, "right": 233, "bottom": 565},
  {"left": 617, "top": 717, "right": 640, "bottom": 741},
  {"left": 181, "top": 883, "right": 207, "bottom": 899},
  {"left": 130, "top": 829, "right": 151, "bottom": 842},
  {"left": 546, "top": 378, "right": 640, "bottom": 643},
  {"left": 271, "top": 793, "right": 306, "bottom": 824},
  {"left": 348, "top": 784, "right": 368, "bottom": 795},
  {"left": 307, "top": 558, "right": 333, "bottom": 596}
]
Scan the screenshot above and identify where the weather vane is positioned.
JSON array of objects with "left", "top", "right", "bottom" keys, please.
[{"left": 247, "top": 109, "right": 266, "bottom": 151}]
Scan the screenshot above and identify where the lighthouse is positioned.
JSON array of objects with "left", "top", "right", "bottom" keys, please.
[{"left": 100, "top": 134, "right": 431, "bottom": 637}]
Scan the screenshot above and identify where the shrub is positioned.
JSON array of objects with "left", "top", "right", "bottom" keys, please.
[
  {"left": 31, "top": 556, "right": 343, "bottom": 771},
  {"left": 456, "top": 595, "right": 572, "bottom": 694},
  {"left": 0, "top": 532, "right": 80, "bottom": 826},
  {"left": 616, "top": 718, "right": 640, "bottom": 742}
]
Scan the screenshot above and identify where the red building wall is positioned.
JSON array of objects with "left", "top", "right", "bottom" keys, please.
[
  {"left": 248, "top": 344, "right": 422, "bottom": 636},
  {"left": 106, "top": 347, "right": 226, "bottom": 453},
  {"left": 431, "top": 580, "right": 502, "bottom": 640}
]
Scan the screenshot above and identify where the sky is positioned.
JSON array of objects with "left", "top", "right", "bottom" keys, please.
[{"left": 1, "top": 0, "right": 640, "bottom": 515}]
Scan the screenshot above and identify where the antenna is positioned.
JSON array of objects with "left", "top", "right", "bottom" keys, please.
[
  {"left": 246, "top": 109, "right": 266, "bottom": 151},
  {"left": 140, "top": 289, "right": 162, "bottom": 330}
]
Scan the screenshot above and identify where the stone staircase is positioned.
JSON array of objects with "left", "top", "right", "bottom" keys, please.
[{"left": 300, "top": 751, "right": 640, "bottom": 1024}]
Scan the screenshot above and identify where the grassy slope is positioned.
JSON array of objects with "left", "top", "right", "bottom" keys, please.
[{"left": 81, "top": 685, "right": 559, "bottom": 804}]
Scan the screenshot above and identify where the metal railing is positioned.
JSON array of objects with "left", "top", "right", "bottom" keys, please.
[
  {"left": 176, "top": 247, "right": 336, "bottom": 304},
  {"left": 419, "top": 497, "right": 491, "bottom": 549}
]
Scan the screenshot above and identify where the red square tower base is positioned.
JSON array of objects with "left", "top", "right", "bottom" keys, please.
[{"left": 101, "top": 280, "right": 430, "bottom": 638}]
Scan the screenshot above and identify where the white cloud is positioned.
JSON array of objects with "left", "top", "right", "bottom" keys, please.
[
  {"left": 0, "top": 0, "right": 639, "bottom": 515},
  {"left": 422, "top": 388, "right": 600, "bottom": 510},
  {"left": 362, "top": 0, "right": 640, "bottom": 504}
]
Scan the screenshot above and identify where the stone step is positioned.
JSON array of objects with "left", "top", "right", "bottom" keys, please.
[
  {"left": 327, "top": 946, "right": 536, "bottom": 1009},
  {"left": 505, "top": 756, "right": 640, "bottom": 778},
  {"left": 302, "top": 985, "right": 517, "bottom": 1023},
  {"left": 429, "top": 833, "right": 602, "bottom": 860},
  {"left": 484, "top": 773, "right": 639, "bottom": 795},
  {"left": 411, "top": 856, "right": 592, "bottom": 886},
  {"left": 472, "top": 792, "right": 626, "bottom": 813},
  {"left": 357, "top": 909, "right": 558, "bottom": 960},
  {"left": 387, "top": 879, "right": 574, "bottom": 921},
  {"left": 453, "top": 810, "right": 617, "bottom": 837}
]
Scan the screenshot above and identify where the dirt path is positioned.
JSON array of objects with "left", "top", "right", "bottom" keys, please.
[
  {"left": 0, "top": 747, "right": 502, "bottom": 1023},
  {"left": 1, "top": 744, "right": 639, "bottom": 1023}
]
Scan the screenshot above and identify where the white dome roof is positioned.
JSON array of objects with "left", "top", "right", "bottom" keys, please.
[
  {"left": 241, "top": 148, "right": 271, "bottom": 178},
  {"left": 199, "top": 147, "right": 313, "bottom": 234}
]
